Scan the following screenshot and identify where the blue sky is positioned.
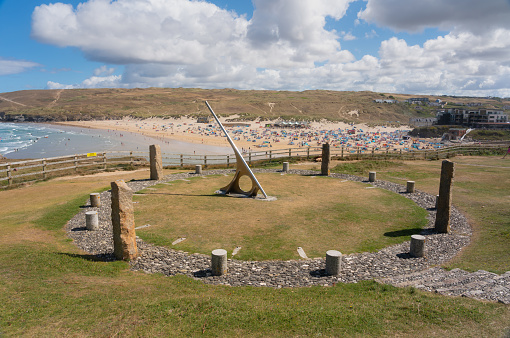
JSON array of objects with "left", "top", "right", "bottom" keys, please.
[{"left": 1, "top": 0, "right": 510, "bottom": 97}]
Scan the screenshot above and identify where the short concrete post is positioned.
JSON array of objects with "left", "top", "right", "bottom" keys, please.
[
  {"left": 435, "top": 160, "right": 455, "bottom": 233},
  {"left": 195, "top": 165, "right": 202, "bottom": 175},
  {"left": 211, "top": 249, "right": 227, "bottom": 276},
  {"left": 321, "top": 143, "right": 331, "bottom": 176},
  {"left": 410, "top": 235, "right": 425, "bottom": 257},
  {"left": 90, "top": 193, "right": 101, "bottom": 207},
  {"left": 282, "top": 162, "right": 289, "bottom": 172},
  {"left": 325, "top": 250, "right": 342, "bottom": 275},
  {"left": 369, "top": 171, "right": 376, "bottom": 182},
  {"left": 85, "top": 211, "right": 99, "bottom": 231},
  {"left": 406, "top": 181, "right": 415, "bottom": 193},
  {"left": 111, "top": 180, "right": 138, "bottom": 260},
  {"left": 149, "top": 144, "right": 163, "bottom": 180}
]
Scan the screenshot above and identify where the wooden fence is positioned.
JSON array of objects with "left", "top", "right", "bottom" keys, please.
[{"left": 1, "top": 143, "right": 508, "bottom": 188}]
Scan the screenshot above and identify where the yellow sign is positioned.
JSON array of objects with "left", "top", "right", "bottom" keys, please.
[{"left": 87, "top": 153, "right": 97, "bottom": 157}]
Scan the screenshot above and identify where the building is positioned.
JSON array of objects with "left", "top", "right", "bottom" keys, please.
[
  {"left": 436, "top": 109, "right": 509, "bottom": 128},
  {"left": 197, "top": 116, "right": 211, "bottom": 123},
  {"left": 409, "top": 117, "right": 437, "bottom": 127}
]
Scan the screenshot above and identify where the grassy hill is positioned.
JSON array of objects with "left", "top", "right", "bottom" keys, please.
[{"left": 1, "top": 88, "right": 509, "bottom": 125}]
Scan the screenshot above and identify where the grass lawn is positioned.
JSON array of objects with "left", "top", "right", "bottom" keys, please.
[
  {"left": 0, "top": 160, "right": 509, "bottom": 336},
  {"left": 133, "top": 173, "right": 427, "bottom": 260}
]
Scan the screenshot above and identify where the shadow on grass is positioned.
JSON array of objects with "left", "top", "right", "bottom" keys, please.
[
  {"left": 134, "top": 192, "right": 221, "bottom": 198},
  {"left": 58, "top": 252, "right": 117, "bottom": 262},
  {"left": 384, "top": 228, "right": 423, "bottom": 237}
]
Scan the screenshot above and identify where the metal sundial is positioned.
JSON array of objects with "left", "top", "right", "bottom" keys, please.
[{"left": 205, "top": 101, "right": 268, "bottom": 199}]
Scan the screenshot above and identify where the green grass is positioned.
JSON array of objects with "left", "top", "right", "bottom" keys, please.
[
  {"left": 360, "top": 156, "right": 510, "bottom": 273},
  {"left": 133, "top": 173, "right": 427, "bottom": 260},
  {"left": 0, "top": 160, "right": 509, "bottom": 336}
]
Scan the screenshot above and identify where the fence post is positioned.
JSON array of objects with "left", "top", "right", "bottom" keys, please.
[
  {"left": 289, "top": 148, "right": 292, "bottom": 157},
  {"left": 269, "top": 150, "right": 272, "bottom": 162},
  {"left": 103, "top": 152, "right": 107, "bottom": 170},
  {"left": 227, "top": 155, "right": 230, "bottom": 168},
  {"left": 372, "top": 147, "right": 375, "bottom": 159},
  {"left": 249, "top": 151, "right": 252, "bottom": 165},
  {"left": 180, "top": 154, "right": 184, "bottom": 168},
  {"left": 7, "top": 164, "right": 12, "bottom": 186},
  {"left": 341, "top": 146, "right": 344, "bottom": 159},
  {"left": 130, "top": 151, "right": 133, "bottom": 166},
  {"left": 307, "top": 147, "right": 310, "bottom": 159},
  {"left": 204, "top": 155, "right": 207, "bottom": 167},
  {"left": 42, "top": 159, "right": 47, "bottom": 179},
  {"left": 74, "top": 155, "right": 78, "bottom": 172}
]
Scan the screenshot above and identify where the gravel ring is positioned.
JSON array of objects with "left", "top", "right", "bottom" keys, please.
[{"left": 65, "top": 168, "right": 471, "bottom": 288}]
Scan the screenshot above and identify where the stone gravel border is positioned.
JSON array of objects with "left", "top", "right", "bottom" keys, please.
[{"left": 65, "top": 168, "right": 473, "bottom": 289}]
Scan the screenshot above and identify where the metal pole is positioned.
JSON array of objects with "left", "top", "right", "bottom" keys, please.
[{"left": 205, "top": 101, "right": 267, "bottom": 198}]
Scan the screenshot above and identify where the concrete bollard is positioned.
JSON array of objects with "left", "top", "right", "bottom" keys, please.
[
  {"left": 410, "top": 235, "right": 425, "bottom": 257},
  {"left": 283, "top": 162, "right": 289, "bottom": 172},
  {"left": 325, "top": 250, "right": 342, "bottom": 275},
  {"left": 195, "top": 165, "right": 202, "bottom": 175},
  {"left": 85, "top": 211, "right": 99, "bottom": 231},
  {"left": 211, "top": 249, "right": 228, "bottom": 276},
  {"left": 369, "top": 171, "right": 376, "bottom": 182},
  {"left": 90, "top": 193, "right": 101, "bottom": 207},
  {"left": 407, "top": 181, "right": 415, "bottom": 193}
]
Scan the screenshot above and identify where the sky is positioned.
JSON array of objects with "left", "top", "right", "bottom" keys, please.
[{"left": 1, "top": 0, "right": 510, "bottom": 97}]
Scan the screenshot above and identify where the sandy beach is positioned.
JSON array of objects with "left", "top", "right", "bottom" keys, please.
[
  {"left": 60, "top": 116, "right": 443, "bottom": 153},
  {"left": 59, "top": 115, "right": 445, "bottom": 153}
]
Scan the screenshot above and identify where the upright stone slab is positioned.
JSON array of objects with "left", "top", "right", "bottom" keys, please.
[
  {"left": 149, "top": 144, "right": 163, "bottom": 180},
  {"left": 321, "top": 143, "right": 331, "bottom": 176},
  {"left": 435, "top": 160, "right": 455, "bottom": 233},
  {"left": 111, "top": 180, "right": 138, "bottom": 260}
]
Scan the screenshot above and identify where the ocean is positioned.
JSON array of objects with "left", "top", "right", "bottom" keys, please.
[{"left": 0, "top": 122, "right": 232, "bottom": 160}]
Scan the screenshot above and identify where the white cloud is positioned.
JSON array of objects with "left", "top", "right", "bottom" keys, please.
[
  {"left": 93, "top": 65, "right": 115, "bottom": 76},
  {"left": 0, "top": 58, "right": 40, "bottom": 75},
  {"left": 31, "top": 0, "right": 510, "bottom": 97},
  {"left": 358, "top": 0, "right": 510, "bottom": 34}
]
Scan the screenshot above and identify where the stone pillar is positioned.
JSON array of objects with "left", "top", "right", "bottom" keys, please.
[
  {"left": 369, "top": 171, "right": 376, "bottom": 182},
  {"left": 435, "top": 160, "right": 455, "bottom": 233},
  {"left": 321, "top": 143, "right": 331, "bottom": 176},
  {"left": 90, "top": 193, "right": 101, "bottom": 207},
  {"left": 325, "top": 250, "right": 342, "bottom": 275},
  {"left": 85, "top": 211, "right": 99, "bottom": 231},
  {"left": 149, "top": 144, "right": 163, "bottom": 180},
  {"left": 410, "top": 235, "right": 425, "bottom": 257},
  {"left": 111, "top": 180, "right": 138, "bottom": 260},
  {"left": 211, "top": 249, "right": 227, "bottom": 276},
  {"left": 406, "top": 181, "right": 415, "bottom": 193},
  {"left": 282, "top": 162, "right": 289, "bottom": 172},
  {"left": 195, "top": 165, "right": 202, "bottom": 175}
]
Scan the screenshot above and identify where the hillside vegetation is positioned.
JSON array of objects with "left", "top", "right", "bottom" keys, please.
[{"left": 1, "top": 88, "right": 508, "bottom": 125}]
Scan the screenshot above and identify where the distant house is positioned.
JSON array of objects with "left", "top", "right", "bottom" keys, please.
[
  {"left": 197, "top": 116, "right": 211, "bottom": 123},
  {"left": 374, "top": 99, "right": 397, "bottom": 104}
]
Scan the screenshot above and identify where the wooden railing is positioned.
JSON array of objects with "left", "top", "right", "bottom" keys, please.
[{"left": 1, "top": 143, "right": 508, "bottom": 188}]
